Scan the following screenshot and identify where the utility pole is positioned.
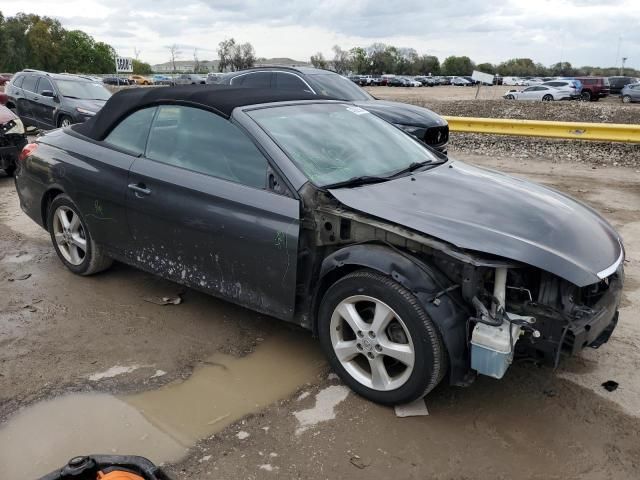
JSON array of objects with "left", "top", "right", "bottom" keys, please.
[{"left": 621, "top": 57, "right": 627, "bottom": 76}]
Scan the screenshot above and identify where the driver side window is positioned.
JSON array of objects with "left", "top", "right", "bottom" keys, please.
[{"left": 145, "top": 105, "right": 268, "bottom": 189}]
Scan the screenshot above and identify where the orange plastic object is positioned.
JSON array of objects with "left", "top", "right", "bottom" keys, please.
[{"left": 97, "top": 471, "right": 145, "bottom": 480}]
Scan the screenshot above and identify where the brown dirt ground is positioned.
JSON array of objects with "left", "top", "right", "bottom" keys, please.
[{"left": 1, "top": 153, "right": 639, "bottom": 479}]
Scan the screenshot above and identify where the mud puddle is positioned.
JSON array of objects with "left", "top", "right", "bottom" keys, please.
[{"left": 0, "top": 331, "right": 325, "bottom": 479}]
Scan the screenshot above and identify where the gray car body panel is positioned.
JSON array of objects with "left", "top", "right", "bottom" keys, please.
[{"left": 329, "top": 160, "right": 622, "bottom": 288}]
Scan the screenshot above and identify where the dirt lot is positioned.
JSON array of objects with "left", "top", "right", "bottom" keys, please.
[{"left": 1, "top": 151, "right": 638, "bottom": 479}]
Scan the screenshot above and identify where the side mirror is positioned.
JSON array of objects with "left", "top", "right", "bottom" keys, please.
[{"left": 41, "top": 90, "right": 55, "bottom": 97}]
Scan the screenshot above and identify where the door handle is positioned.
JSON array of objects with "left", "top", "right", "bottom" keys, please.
[{"left": 128, "top": 183, "right": 151, "bottom": 196}]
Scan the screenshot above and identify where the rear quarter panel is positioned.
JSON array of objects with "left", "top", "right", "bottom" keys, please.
[{"left": 16, "top": 130, "right": 137, "bottom": 249}]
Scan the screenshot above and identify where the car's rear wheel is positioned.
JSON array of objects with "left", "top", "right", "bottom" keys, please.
[
  {"left": 58, "top": 115, "right": 72, "bottom": 128},
  {"left": 318, "top": 270, "right": 447, "bottom": 405},
  {"left": 622, "top": 95, "right": 632, "bottom": 104},
  {"left": 505, "top": 94, "right": 514, "bottom": 100},
  {"left": 542, "top": 94, "right": 553, "bottom": 101},
  {"left": 581, "top": 90, "right": 592, "bottom": 101},
  {"left": 47, "top": 195, "right": 113, "bottom": 275}
]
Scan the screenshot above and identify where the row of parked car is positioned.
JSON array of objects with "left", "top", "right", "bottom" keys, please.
[
  {"left": 348, "top": 75, "right": 487, "bottom": 87},
  {"left": 503, "top": 76, "right": 640, "bottom": 102},
  {"left": 101, "top": 72, "right": 225, "bottom": 86}
]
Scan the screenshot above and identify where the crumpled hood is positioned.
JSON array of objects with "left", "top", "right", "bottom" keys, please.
[
  {"left": 0, "top": 104, "right": 17, "bottom": 124},
  {"left": 329, "top": 161, "right": 622, "bottom": 287},
  {"left": 352, "top": 100, "right": 447, "bottom": 127}
]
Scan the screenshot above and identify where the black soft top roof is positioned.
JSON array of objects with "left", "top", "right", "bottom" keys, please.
[{"left": 73, "top": 85, "right": 334, "bottom": 140}]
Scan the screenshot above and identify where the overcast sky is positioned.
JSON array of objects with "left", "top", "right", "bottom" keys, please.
[{"left": 1, "top": 0, "right": 638, "bottom": 69}]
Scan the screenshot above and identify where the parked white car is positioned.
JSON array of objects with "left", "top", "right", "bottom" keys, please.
[
  {"left": 503, "top": 85, "right": 568, "bottom": 101},
  {"left": 451, "top": 76, "right": 471, "bottom": 86},
  {"left": 502, "top": 76, "right": 520, "bottom": 86}
]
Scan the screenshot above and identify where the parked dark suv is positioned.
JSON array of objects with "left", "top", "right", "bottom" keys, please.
[
  {"left": 575, "top": 77, "right": 610, "bottom": 101},
  {"left": 608, "top": 76, "right": 639, "bottom": 95},
  {"left": 221, "top": 67, "right": 449, "bottom": 153},
  {"left": 5, "top": 70, "right": 112, "bottom": 129}
]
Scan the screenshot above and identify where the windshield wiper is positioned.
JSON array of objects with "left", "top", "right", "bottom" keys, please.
[
  {"left": 388, "top": 159, "right": 448, "bottom": 178},
  {"left": 324, "top": 175, "right": 392, "bottom": 189}
]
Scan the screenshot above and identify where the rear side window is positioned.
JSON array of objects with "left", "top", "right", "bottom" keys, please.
[
  {"left": 145, "top": 105, "right": 267, "bottom": 188},
  {"left": 22, "top": 75, "right": 38, "bottom": 93},
  {"left": 274, "top": 73, "right": 309, "bottom": 92},
  {"left": 11, "top": 74, "right": 24, "bottom": 88},
  {"left": 37, "top": 78, "right": 54, "bottom": 95},
  {"left": 104, "top": 107, "right": 157, "bottom": 155},
  {"left": 232, "top": 72, "right": 272, "bottom": 88}
]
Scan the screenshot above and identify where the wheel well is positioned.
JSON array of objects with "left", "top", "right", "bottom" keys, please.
[
  {"left": 6, "top": 101, "right": 15, "bottom": 110},
  {"left": 311, "top": 264, "right": 364, "bottom": 336},
  {"left": 41, "top": 188, "right": 64, "bottom": 230}
]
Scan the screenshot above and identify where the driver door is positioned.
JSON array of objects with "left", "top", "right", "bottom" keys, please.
[{"left": 126, "top": 105, "right": 300, "bottom": 320}]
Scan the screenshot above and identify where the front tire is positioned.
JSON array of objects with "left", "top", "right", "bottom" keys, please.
[
  {"left": 47, "top": 195, "right": 113, "bottom": 275},
  {"left": 622, "top": 95, "right": 632, "bottom": 104},
  {"left": 581, "top": 90, "right": 592, "bottom": 101},
  {"left": 542, "top": 94, "right": 553, "bottom": 102},
  {"left": 318, "top": 270, "right": 447, "bottom": 405}
]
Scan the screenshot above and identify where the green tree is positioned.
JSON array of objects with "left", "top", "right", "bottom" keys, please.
[
  {"left": 549, "top": 61, "right": 575, "bottom": 76},
  {"left": 132, "top": 59, "right": 152, "bottom": 75},
  {"left": 441, "top": 56, "right": 474, "bottom": 76},
  {"left": 475, "top": 62, "right": 495, "bottom": 74},
  {"left": 349, "top": 46, "right": 369, "bottom": 74},
  {"left": 412, "top": 54, "right": 440, "bottom": 75}
]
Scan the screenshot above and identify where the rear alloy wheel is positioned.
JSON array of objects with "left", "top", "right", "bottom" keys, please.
[
  {"left": 622, "top": 95, "right": 632, "bottom": 104},
  {"left": 542, "top": 94, "right": 553, "bottom": 102},
  {"left": 47, "top": 195, "right": 113, "bottom": 275},
  {"left": 319, "top": 270, "right": 447, "bottom": 405},
  {"left": 58, "top": 116, "right": 72, "bottom": 128},
  {"left": 581, "top": 90, "right": 592, "bottom": 101},
  {"left": 505, "top": 94, "right": 515, "bottom": 100}
]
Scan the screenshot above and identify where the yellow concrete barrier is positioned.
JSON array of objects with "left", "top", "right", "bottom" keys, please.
[{"left": 443, "top": 116, "right": 640, "bottom": 143}]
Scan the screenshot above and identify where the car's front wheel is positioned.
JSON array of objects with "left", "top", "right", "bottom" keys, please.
[
  {"left": 542, "top": 94, "right": 553, "bottom": 101},
  {"left": 622, "top": 95, "right": 632, "bottom": 104},
  {"left": 318, "top": 270, "right": 447, "bottom": 405},
  {"left": 47, "top": 194, "right": 113, "bottom": 275}
]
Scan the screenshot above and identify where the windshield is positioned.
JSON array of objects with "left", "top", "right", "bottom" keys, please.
[
  {"left": 248, "top": 103, "right": 439, "bottom": 187},
  {"left": 309, "top": 73, "right": 373, "bottom": 101},
  {"left": 54, "top": 80, "right": 111, "bottom": 100}
]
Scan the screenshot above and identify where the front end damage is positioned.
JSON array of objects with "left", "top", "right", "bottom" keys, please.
[
  {"left": 0, "top": 112, "right": 27, "bottom": 174},
  {"left": 301, "top": 188, "right": 623, "bottom": 386}
]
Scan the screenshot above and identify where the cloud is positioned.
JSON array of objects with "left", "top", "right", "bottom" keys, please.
[{"left": 0, "top": 0, "right": 638, "bottom": 68}]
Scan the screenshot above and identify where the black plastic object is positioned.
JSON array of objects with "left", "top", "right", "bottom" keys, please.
[{"left": 38, "top": 455, "right": 173, "bottom": 480}]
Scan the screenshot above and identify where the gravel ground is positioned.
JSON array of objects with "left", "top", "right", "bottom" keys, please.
[{"left": 367, "top": 86, "right": 640, "bottom": 168}]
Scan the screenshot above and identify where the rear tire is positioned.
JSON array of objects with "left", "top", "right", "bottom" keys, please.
[
  {"left": 47, "top": 194, "right": 113, "bottom": 276},
  {"left": 58, "top": 115, "right": 72, "bottom": 128},
  {"left": 318, "top": 270, "right": 447, "bottom": 405},
  {"left": 581, "top": 90, "right": 592, "bottom": 101},
  {"left": 622, "top": 95, "right": 632, "bottom": 104},
  {"left": 542, "top": 94, "right": 553, "bottom": 102}
]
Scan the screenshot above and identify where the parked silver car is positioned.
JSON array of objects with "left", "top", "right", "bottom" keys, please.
[
  {"left": 542, "top": 80, "right": 581, "bottom": 99},
  {"left": 173, "top": 74, "right": 206, "bottom": 85},
  {"left": 504, "top": 85, "right": 568, "bottom": 101},
  {"left": 620, "top": 83, "right": 640, "bottom": 103}
]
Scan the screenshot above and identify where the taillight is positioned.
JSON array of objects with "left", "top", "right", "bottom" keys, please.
[{"left": 19, "top": 143, "right": 37, "bottom": 162}]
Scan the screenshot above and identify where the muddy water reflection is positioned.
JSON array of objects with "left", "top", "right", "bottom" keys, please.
[{"left": 0, "top": 332, "right": 325, "bottom": 480}]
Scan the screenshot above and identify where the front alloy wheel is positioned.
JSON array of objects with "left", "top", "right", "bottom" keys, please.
[
  {"left": 319, "top": 270, "right": 447, "bottom": 405},
  {"left": 330, "top": 295, "right": 415, "bottom": 391}
]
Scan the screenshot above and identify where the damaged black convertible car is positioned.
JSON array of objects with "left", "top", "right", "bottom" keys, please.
[{"left": 14, "top": 86, "right": 624, "bottom": 405}]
